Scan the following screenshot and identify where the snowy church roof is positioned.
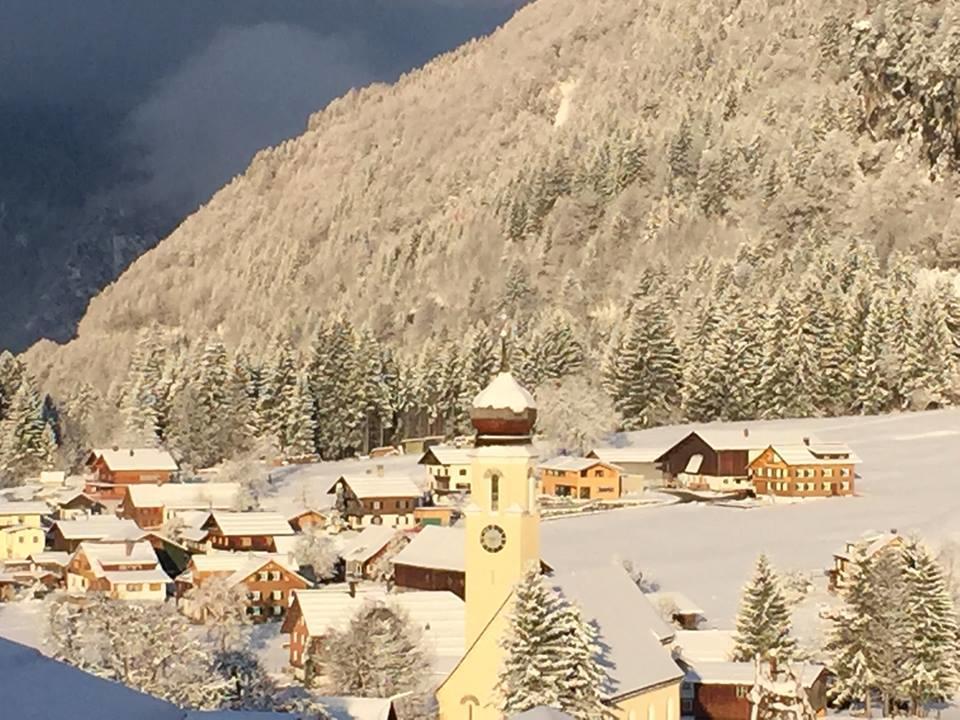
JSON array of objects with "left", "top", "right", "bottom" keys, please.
[
  {"left": 550, "top": 565, "right": 683, "bottom": 700},
  {"left": 471, "top": 372, "right": 537, "bottom": 413}
]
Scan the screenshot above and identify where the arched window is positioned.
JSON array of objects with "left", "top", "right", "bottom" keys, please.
[
  {"left": 490, "top": 474, "right": 500, "bottom": 511},
  {"left": 461, "top": 695, "right": 480, "bottom": 720}
]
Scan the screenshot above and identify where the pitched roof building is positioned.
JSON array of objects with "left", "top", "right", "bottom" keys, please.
[
  {"left": 66, "top": 540, "right": 169, "bottom": 601},
  {"left": 749, "top": 442, "right": 860, "bottom": 498},
  {"left": 121, "top": 482, "right": 240, "bottom": 530},
  {"left": 537, "top": 456, "right": 623, "bottom": 500},
  {"left": 85, "top": 448, "right": 179, "bottom": 500},
  {"left": 392, "top": 525, "right": 466, "bottom": 598},
  {"left": 49, "top": 516, "right": 144, "bottom": 553},
  {"left": 201, "top": 511, "right": 295, "bottom": 552},
  {"left": 0, "top": 501, "right": 49, "bottom": 561},
  {"left": 327, "top": 476, "right": 422, "bottom": 528}
]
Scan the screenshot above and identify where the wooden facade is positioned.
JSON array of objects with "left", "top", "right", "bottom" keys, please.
[
  {"left": 750, "top": 447, "right": 855, "bottom": 498},
  {"left": 394, "top": 562, "right": 465, "bottom": 599},
  {"left": 657, "top": 433, "right": 749, "bottom": 481},
  {"left": 119, "top": 495, "right": 164, "bottom": 530},
  {"left": 539, "top": 460, "right": 622, "bottom": 500},
  {"left": 84, "top": 452, "right": 176, "bottom": 500},
  {"left": 288, "top": 510, "right": 328, "bottom": 533},
  {"left": 684, "top": 667, "right": 829, "bottom": 720}
]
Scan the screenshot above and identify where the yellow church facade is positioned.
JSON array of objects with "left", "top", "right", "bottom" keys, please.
[{"left": 436, "top": 368, "right": 682, "bottom": 720}]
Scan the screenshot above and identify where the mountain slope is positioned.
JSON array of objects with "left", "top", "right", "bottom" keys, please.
[{"left": 26, "top": 0, "right": 960, "bottom": 392}]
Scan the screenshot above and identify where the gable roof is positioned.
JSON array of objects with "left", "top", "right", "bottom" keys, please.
[
  {"left": 74, "top": 540, "right": 161, "bottom": 578},
  {"left": 340, "top": 526, "right": 400, "bottom": 564},
  {"left": 0, "top": 635, "right": 184, "bottom": 720},
  {"left": 550, "top": 565, "right": 683, "bottom": 700},
  {"left": 671, "top": 630, "right": 736, "bottom": 663},
  {"left": 328, "top": 475, "right": 422, "bottom": 499},
  {"left": 93, "top": 448, "right": 179, "bottom": 473},
  {"left": 203, "top": 512, "right": 295, "bottom": 537},
  {"left": 126, "top": 483, "right": 240, "bottom": 510},
  {"left": 646, "top": 590, "right": 704, "bottom": 617},
  {"left": 658, "top": 429, "right": 822, "bottom": 457},
  {"left": 684, "top": 661, "right": 826, "bottom": 687},
  {"left": 418, "top": 446, "right": 474, "bottom": 466},
  {"left": 391, "top": 526, "right": 464, "bottom": 572},
  {"left": 755, "top": 443, "right": 861, "bottom": 467},
  {"left": 587, "top": 448, "right": 663, "bottom": 464},
  {"left": 537, "top": 456, "right": 618, "bottom": 473},
  {"left": 0, "top": 501, "right": 50, "bottom": 517},
  {"left": 52, "top": 517, "right": 144, "bottom": 541},
  {"left": 317, "top": 696, "right": 396, "bottom": 720},
  {"left": 287, "top": 587, "right": 464, "bottom": 676},
  {"left": 510, "top": 709, "right": 575, "bottom": 720}
]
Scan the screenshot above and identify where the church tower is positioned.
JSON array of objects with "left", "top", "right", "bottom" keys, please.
[{"left": 464, "top": 361, "right": 540, "bottom": 646}]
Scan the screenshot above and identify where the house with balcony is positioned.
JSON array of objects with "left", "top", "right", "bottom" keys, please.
[
  {"left": 65, "top": 540, "right": 170, "bottom": 601},
  {"left": 418, "top": 446, "right": 474, "bottom": 495},
  {"left": 749, "top": 441, "right": 860, "bottom": 498},
  {"left": 84, "top": 447, "right": 179, "bottom": 500},
  {"left": 175, "top": 552, "right": 311, "bottom": 622},
  {"left": 327, "top": 475, "right": 422, "bottom": 528}
]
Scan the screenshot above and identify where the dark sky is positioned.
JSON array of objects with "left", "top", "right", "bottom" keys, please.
[{"left": 0, "top": 0, "right": 524, "bottom": 213}]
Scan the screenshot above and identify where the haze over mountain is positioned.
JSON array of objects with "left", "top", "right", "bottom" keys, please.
[
  {"left": 24, "top": 0, "right": 960, "bottom": 397},
  {"left": 0, "top": 0, "right": 524, "bottom": 353}
]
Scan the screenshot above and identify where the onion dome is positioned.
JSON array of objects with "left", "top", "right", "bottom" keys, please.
[{"left": 470, "top": 371, "right": 537, "bottom": 441}]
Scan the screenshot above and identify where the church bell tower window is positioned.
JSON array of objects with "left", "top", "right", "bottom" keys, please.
[{"left": 490, "top": 474, "right": 500, "bottom": 511}]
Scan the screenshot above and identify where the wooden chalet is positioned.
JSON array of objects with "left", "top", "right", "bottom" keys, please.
[
  {"left": 537, "top": 456, "right": 622, "bottom": 500},
  {"left": 48, "top": 516, "right": 143, "bottom": 553},
  {"left": 84, "top": 447, "right": 179, "bottom": 500},
  {"left": 655, "top": 429, "right": 820, "bottom": 492},
  {"left": 749, "top": 441, "right": 860, "bottom": 498},
  {"left": 288, "top": 509, "right": 329, "bottom": 533},
  {"left": 201, "top": 511, "right": 295, "bottom": 552},
  {"left": 327, "top": 475, "right": 422, "bottom": 528},
  {"left": 392, "top": 525, "right": 465, "bottom": 599},
  {"left": 680, "top": 660, "right": 828, "bottom": 720},
  {"left": 282, "top": 586, "right": 464, "bottom": 682},
  {"left": 829, "top": 529, "right": 904, "bottom": 591},
  {"left": 176, "top": 552, "right": 311, "bottom": 622},
  {"left": 53, "top": 491, "right": 106, "bottom": 520},
  {"left": 65, "top": 540, "right": 170, "bottom": 601},
  {"left": 119, "top": 482, "right": 239, "bottom": 530},
  {"left": 417, "top": 446, "right": 474, "bottom": 494},
  {"left": 340, "top": 526, "right": 404, "bottom": 580}
]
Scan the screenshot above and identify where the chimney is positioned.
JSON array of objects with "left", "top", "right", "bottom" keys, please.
[
  {"left": 112, "top": 445, "right": 119, "bottom": 452},
  {"left": 743, "top": 428, "right": 749, "bottom": 438},
  {"left": 348, "top": 581, "right": 357, "bottom": 598},
  {"left": 802, "top": 437, "right": 810, "bottom": 446},
  {"left": 124, "top": 539, "right": 135, "bottom": 556},
  {"left": 376, "top": 464, "right": 384, "bottom": 477},
  {"left": 129, "top": 449, "right": 135, "bottom": 457}
]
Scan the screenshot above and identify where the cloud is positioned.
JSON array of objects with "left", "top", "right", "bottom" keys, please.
[{"left": 124, "top": 22, "right": 373, "bottom": 215}]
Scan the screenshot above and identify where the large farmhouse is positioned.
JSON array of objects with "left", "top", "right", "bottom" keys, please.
[
  {"left": 200, "top": 511, "right": 295, "bottom": 552},
  {"left": 749, "top": 442, "right": 859, "bottom": 498},
  {"left": 327, "top": 475, "right": 422, "bottom": 528}
]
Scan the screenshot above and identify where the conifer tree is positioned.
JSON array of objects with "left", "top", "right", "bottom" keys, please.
[
  {"left": 0, "top": 374, "right": 56, "bottom": 476},
  {"left": 902, "top": 285, "right": 956, "bottom": 408},
  {"left": 756, "top": 292, "right": 810, "bottom": 419},
  {"left": 854, "top": 288, "right": 894, "bottom": 414},
  {"left": 285, "top": 373, "right": 317, "bottom": 459},
  {"left": 121, "top": 327, "right": 167, "bottom": 444},
  {"left": 0, "top": 350, "right": 25, "bottom": 421},
  {"left": 732, "top": 554, "right": 797, "bottom": 662}
]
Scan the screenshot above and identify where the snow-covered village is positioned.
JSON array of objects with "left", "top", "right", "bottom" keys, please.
[{"left": 5, "top": 1, "right": 960, "bottom": 719}]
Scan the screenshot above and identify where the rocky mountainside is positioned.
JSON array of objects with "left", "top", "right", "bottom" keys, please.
[{"left": 26, "top": 0, "right": 960, "bottom": 394}]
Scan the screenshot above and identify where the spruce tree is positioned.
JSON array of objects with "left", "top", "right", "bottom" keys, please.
[
  {"left": 854, "top": 288, "right": 894, "bottom": 414},
  {"left": 901, "top": 539, "right": 960, "bottom": 714},
  {"left": 732, "top": 554, "right": 797, "bottom": 662},
  {"left": 285, "top": 374, "right": 317, "bottom": 459},
  {"left": 756, "top": 292, "right": 810, "bottom": 419},
  {"left": 551, "top": 598, "right": 609, "bottom": 720},
  {"left": 0, "top": 374, "right": 56, "bottom": 476},
  {"left": 902, "top": 285, "right": 956, "bottom": 408},
  {"left": 121, "top": 327, "right": 167, "bottom": 444}
]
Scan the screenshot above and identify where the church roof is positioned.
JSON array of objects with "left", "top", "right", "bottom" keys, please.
[
  {"left": 550, "top": 565, "right": 683, "bottom": 700},
  {"left": 471, "top": 372, "right": 536, "bottom": 413}
]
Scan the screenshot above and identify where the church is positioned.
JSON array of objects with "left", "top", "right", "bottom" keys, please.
[{"left": 435, "top": 365, "right": 683, "bottom": 720}]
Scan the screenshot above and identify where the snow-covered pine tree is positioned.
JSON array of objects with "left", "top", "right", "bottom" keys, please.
[
  {"left": 901, "top": 538, "right": 960, "bottom": 714},
  {"left": 551, "top": 596, "right": 609, "bottom": 720},
  {"left": 461, "top": 321, "right": 499, "bottom": 408},
  {"left": 0, "top": 374, "right": 56, "bottom": 477},
  {"left": 854, "top": 285, "right": 894, "bottom": 415},
  {"left": 748, "top": 658, "right": 818, "bottom": 720},
  {"left": 120, "top": 327, "right": 167, "bottom": 444},
  {"left": 309, "top": 320, "right": 364, "bottom": 459},
  {"left": 285, "top": 373, "right": 317, "bottom": 459},
  {"left": 756, "top": 292, "right": 809, "bottom": 419},
  {"left": 538, "top": 311, "right": 585, "bottom": 382},
  {"left": 604, "top": 294, "right": 681, "bottom": 429},
  {"left": 938, "top": 275, "right": 960, "bottom": 364},
  {"left": 733, "top": 554, "right": 797, "bottom": 662},
  {"left": 498, "top": 568, "right": 567, "bottom": 714},
  {"left": 902, "top": 284, "right": 957, "bottom": 408},
  {"left": 320, "top": 600, "right": 428, "bottom": 698},
  {"left": 0, "top": 350, "right": 25, "bottom": 421},
  {"left": 259, "top": 337, "right": 299, "bottom": 454}
]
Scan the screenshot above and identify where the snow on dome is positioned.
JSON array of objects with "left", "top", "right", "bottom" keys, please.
[{"left": 471, "top": 372, "right": 537, "bottom": 413}]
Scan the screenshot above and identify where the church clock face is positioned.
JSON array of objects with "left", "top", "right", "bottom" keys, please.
[{"left": 480, "top": 524, "right": 507, "bottom": 553}]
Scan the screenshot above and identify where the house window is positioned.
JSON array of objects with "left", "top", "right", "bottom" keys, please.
[
  {"left": 273, "top": 605, "right": 283, "bottom": 615},
  {"left": 250, "top": 590, "right": 261, "bottom": 600},
  {"left": 491, "top": 475, "right": 500, "bottom": 511},
  {"left": 841, "top": 481, "right": 850, "bottom": 491},
  {"left": 241, "top": 537, "right": 252, "bottom": 548},
  {"left": 258, "top": 572, "right": 269, "bottom": 582},
  {"left": 18, "top": 536, "right": 23, "bottom": 543},
  {"left": 129, "top": 583, "right": 143, "bottom": 592},
  {"left": 840, "top": 468, "right": 850, "bottom": 477},
  {"left": 33, "top": 536, "right": 39, "bottom": 543},
  {"left": 594, "top": 470, "right": 603, "bottom": 477},
  {"left": 579, "top": 487, "right": 591, "bottom": 500},
  {"left": 373, "top": 501, "right": 382, "bottom": 510},
  {"left": 681, "top": 699, "right": 693, "bottom": 714},
  {"left": 736, "top": 686, "right": 749, "bottom": 699},
  {"left": 248, "top": 606, "right": 262, "bottom": 616},
  {"left": 823, "top": 467, "right": 833, "bottom": 477},
  {"left": 459, "top": 469, "right": 467, "bottom": 476},
  {"left": 149, "top": 583, "right": 161, "bottom": 591},
  {"left": 272, "top": 590, "right": 283, "bottom": 600}
]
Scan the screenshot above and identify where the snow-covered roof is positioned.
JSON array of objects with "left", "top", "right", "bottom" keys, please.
[
  {"left": 289, "top": 587, "right": 465, "bottom": 675},
  {"left": 189, "top": 551, "right": 303, "bottom": 585},
  {"left": 391, "top": 526, "right": 465, "bottom": 572},
  {"left": 317, "top": 696, "right": 396, "bottom": 720},
  {"left": 646, "top": 590, "right": 704, "bottom": 616},
  {"left": 93, "top": 448, "right": 179, "bottom": 472},
  {"left": 75, "top": 540, "right": 159, "bottom": 578},
  {"left": 126, "top": 482, "right": 240, "bottom": 510},
  {"left": 684, "top": 661, "right": 826, "bottom": 687},
  {"left": 588, "top": 447, "right": 663, "bottom": 464},
  {"left": 39, "top": 470, "right": 66, "bottom": 485},
  {"left": 835, "top": 530, "right": 903, "bottom": 561},
  {"left": 418, "top": 446, "right": 474, "bottom": 466},
  {"left": 510, "top": 708, "right": 575, "bottom": 720},
  {"left": 52, "top": 517, "right": 144, "bottom": 541},
  {"left": 537, "top": 456, "right": 617, "bottom": 473},
  {"left": 676, "top": 429, "right": 822, "bottom": 453},
  {"left": 550, "top": 565, "right": 682, "bottom": 699},
  {"left": 670, "top": 630, "right": 736, "bottom": 663},
  {"left": 0, "top": 501, "right": 49, "bottom": 517},
  {"left": 340, "top": 526, "right": 400, "bottom": 563},
  {"left": 329, "top": 475, "right": 422, "bottom": 499},
  {"left": 204, "top": 511, "right": 295, "bottom": 537},
  {"left": 472, "top": 371, "right": 537, "bottom": 413},
  {"left": 760, "top": 443, "right": 861, "bottom": 466},
  {"left": 0, "top": 635, "right": 185, "bottom": 720},
  {"left": 103, "top": 568, "right": 172, "bottom": 586},
  {"left": 29, "top": 551, "right": 70, "bottom": 567}
]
